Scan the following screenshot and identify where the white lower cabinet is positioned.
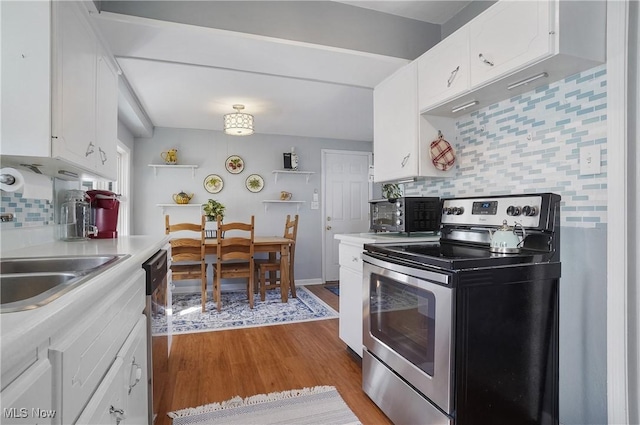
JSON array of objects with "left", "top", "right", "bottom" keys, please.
[
  {"left": 0, "top": 359, "right": 54, "bottom": 425},
  {"left": 338, "top": 241, "right": 366, "bottom": 356},
  {"left": 76, "top": 317, "right": 148, "bottom": 425},
  {"left": 49, "top": 269, "right": 146, "bottom": 424},
  {"left": 339, "top": 266, "right": 364, "bottom": 357}
]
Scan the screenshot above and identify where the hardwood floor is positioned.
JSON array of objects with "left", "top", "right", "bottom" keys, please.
[{"left": 156, "top": 285, "right": 392, "bottom": 425}]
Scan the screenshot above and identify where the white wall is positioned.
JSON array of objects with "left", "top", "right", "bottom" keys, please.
[{"left": 132, "top": 127, "right": 371, "bottom": 285}]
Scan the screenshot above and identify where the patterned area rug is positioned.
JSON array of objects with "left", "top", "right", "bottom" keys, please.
[
  {"left": 168, "top": 386, "right": 361, "bottom": 425},
  {"left": 152, "top": 286, "right": 338, "bottom": 335}
]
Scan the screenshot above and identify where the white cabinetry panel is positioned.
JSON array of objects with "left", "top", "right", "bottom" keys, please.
[
  {"left": 76, "top": 317, "right": 147, "bottom": 425},
  {"left": 95, "top": 49, "right": 119, "bottom": 179},
  {"left": 49, "top": 269, "right": 145, "bottom": 424},
  {"left": 468, "top": 1, "right": 552, "bottom": 87},
  {"left": 0, "top": 359, "right": 53, "bottom": 425},
  {"left": 0, "top": 1, "right": 51, "bottom": 155},
  {"left": 419, "top": 0, "right": 605, "bottom": 116},
  {"left": 373, "top": 62, "right": 419, "bottom": 183},
  {"left": 52, "top": 0, "right": 97, "bottom": 172},
  {"left": 418, "top": 27, "right": 470, "bottom": 110},
  {"left": 1, "top": 1, "right": 119, "bottom": 181},
  {"left": 339, "top": 266, "right": 364, "bottom": 357}
]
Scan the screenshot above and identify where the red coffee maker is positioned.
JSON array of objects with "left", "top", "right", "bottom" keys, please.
[{"left": 87, "top": 190, "right": 120, "bottom": 238}]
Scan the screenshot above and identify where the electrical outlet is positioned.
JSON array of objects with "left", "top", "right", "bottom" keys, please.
[{"left": 579, "top": 145, "right": 601, "bottom": 175}]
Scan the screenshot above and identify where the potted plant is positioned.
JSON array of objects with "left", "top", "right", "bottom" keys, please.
[{"left": 203, "top": 199, "right": 225, "bottom": 222}]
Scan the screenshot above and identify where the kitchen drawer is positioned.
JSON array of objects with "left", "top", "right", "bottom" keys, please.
[
  {"left": 76, "top": 316, "right": 147, "bottom": 424},
  {"left": 0, "top": 359, "right": 53, "bottom": 424},
  {"left": 339, "top": 243, "right": 364, "bottom": 273},
  {"left": 49, "top": 269, "right": 145, "bottom": 424}
]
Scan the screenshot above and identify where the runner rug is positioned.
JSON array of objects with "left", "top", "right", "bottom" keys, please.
[
  {"left": 168, "top": 386, "right": 361, "bottom": 425},
  {"left": 152, "top": 286, "right": 338, "bottom": 335}
]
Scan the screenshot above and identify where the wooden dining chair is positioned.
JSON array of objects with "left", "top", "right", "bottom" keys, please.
[
  {"left": 165, "top": 215, "right": 207, "bottom": 312},
  {"left": 212, "top": 216, "right": 255, "bottom": 311},
  {"left": 255, "top": 214, "right": 298, "bottom": 301}
]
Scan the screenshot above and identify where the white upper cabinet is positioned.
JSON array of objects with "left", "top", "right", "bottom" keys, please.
[
  {"left": 419, "top": 0, "right": 605, "bottom": 116},
  {"left": 418, "top": 27, "right": 470, "bottom": 111},
  {"left": 468, "top": 1, "right": 551, "bottom": 87},
  {"left": 95, "top": 48, "right": 119, "bottom": 180},
  {"left": 0, "top": 1, "right": 51, "bottom": 156},
  {"left": 52, "top": 0, "right": 98, "bottom": 172},
  {"left": 374, "top": 62, "right": 455, "bottom": 183},
  {"left": 373, "top": 62, "right": 419, "bottom": 183},
  {"left": 1, "top": 1, "right": 119, "bottom": 181}
]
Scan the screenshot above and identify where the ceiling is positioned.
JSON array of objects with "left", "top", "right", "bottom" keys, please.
[
  {"left": 93, "top": 1, "right": 472, "bottom": 142},
  {"left": 335, "top": 1, "right": 472, "bottom": 24}
]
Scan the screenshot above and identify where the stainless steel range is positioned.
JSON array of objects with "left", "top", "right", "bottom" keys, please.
[{"left": 362, "top": 193, "right": 561, "bottom": 425}]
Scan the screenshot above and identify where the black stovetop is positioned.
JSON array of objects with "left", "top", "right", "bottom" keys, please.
[{"left": 365, "top": 241, "right": 551, "bottom": 270}]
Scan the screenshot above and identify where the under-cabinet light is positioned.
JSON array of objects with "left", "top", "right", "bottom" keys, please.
[
  {"left": 507, "top": 72, "right": 549, "bottom": 90},
  {"left": 451, "top": 100, "right": 479, "bottom": 114},
  {"left": 58, "top": 170, "right": 78, "bottom": 178},
  {"left": 395, "top": 177, "right": 418, "bottom": 184}
]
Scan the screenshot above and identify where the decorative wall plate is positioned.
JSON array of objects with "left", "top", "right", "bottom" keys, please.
[
  {"left": 245, "top": 174, "right": 264, "bottom": 193},
  {"left": 203, "top": 174, "right": 224, "bottom": 194},
  {"left": 225, "top": 155, "right": 244, "bottom": 174}
]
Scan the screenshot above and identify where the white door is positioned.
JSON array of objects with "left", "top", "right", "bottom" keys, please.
[{"left": 322, "top": 150, "right": 371, "bottom": 282}]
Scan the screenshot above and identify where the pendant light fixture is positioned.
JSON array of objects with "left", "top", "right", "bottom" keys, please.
[{"left": 223, "top": 104, "right": 254, "bottom": 136}]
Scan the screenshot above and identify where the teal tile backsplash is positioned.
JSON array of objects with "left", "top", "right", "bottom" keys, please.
[
  {"left": 1, "top": 192, "right": 53, "bottom": 228},
  {"left": 404, "top": 65, "right": 607, "bottom": 228}
]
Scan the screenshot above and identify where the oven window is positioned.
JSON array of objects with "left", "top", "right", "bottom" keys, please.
[{"left": 370, "top": 273, "right": 436, "bottom": 376}]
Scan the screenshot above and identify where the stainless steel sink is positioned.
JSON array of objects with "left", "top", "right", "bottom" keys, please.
[
  {"left": 0, "top": 255, "right": 123, "bottom": 274},
  {"left": 0, "top": 255, "right": 129, "bottom": 313}
]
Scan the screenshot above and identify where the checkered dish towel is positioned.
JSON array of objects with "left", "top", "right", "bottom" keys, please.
[{"left": 430, "top": 136, "right": 456, "bottom": 171}]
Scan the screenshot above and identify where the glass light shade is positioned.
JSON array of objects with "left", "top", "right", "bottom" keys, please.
[{"left": 223, "top": 109, "right": 254, "bottom": 136}]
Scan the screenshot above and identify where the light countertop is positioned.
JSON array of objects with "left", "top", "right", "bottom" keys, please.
[{"left": 1, "top": 235, "right": 169, "bottom": 380}]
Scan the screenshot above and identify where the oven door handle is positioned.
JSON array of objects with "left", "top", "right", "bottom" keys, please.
[{"left": 362, "top": 253, "right": 451, "bottom": 286}]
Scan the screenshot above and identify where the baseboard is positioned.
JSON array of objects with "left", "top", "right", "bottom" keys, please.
[{"left": 296, "top": 278, "right": 324, "bottom": 286}]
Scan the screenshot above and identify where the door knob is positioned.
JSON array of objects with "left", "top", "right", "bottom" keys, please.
[{"left": 326, "top": 225, "right": 332, "bottom": 230}]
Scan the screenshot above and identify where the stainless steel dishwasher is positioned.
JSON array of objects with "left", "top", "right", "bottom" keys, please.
[{"left": 143, "top": 249, "right": 170, "bottom": 424}]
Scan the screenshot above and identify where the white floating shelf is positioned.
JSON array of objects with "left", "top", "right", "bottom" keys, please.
[
  {"left": 148, "top": 164, "right": 198, "bottom": 178},
  {"left": 261, "top": 200, "right": 306, "bottom": 212},
  {"left": 156, "top": 203, "right": 203, "bottom": 215},
  {"left": 272, "top": 170, "right": 315, "bottom": 183}
]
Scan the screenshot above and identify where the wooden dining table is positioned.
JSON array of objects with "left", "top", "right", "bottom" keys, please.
[{"left": 204, "top": 236, "right": 294, "bottom": 302}]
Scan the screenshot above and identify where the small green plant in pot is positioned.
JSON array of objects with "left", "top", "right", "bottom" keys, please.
[{"left": 203, "top": 199, "right": 225, "bottom": 222}]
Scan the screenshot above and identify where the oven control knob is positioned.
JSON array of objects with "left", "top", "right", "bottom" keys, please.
[
  {"left": 395, "top": 201, "right": 402, "bottom": 208},
  {"left": 395, "top": 218, "right": 403, "bottom": 226},
  {"left": 522, "top": 206, "right": 538, "bottom": 216},
  {"left": 395, "top": 210, "right": 403, "bottom": 217},
  {"left": 454, "top": 207, "right": 464, "bottom": 215},
  {"left": 443, "top": 207, "right": 452, "bottom": 215},
  {"left": 507, "top": 206, "right": 521, "bottom": 216}
]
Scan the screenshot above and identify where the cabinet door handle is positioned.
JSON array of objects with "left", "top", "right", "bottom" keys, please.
[
  {"left": 128, "top": 356, "right": 142, "bottom": 394},
  {"left": 447, "top": 66, "right": 460, "bottom": 87},
  {"left": 478, "top": 53, "right": 494, "bottom": 67},
  {"left": 401, "top": 153, "right": 411, "bottom": 167},
  {"left": 99, "top": 147, "right": 107, "bottom": 164},
  {"left": 109, "top": 406, "right": 126, "bottom": 424},
  {"left": 85, "top": 142, "right": 95, "bottom": 157}
]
